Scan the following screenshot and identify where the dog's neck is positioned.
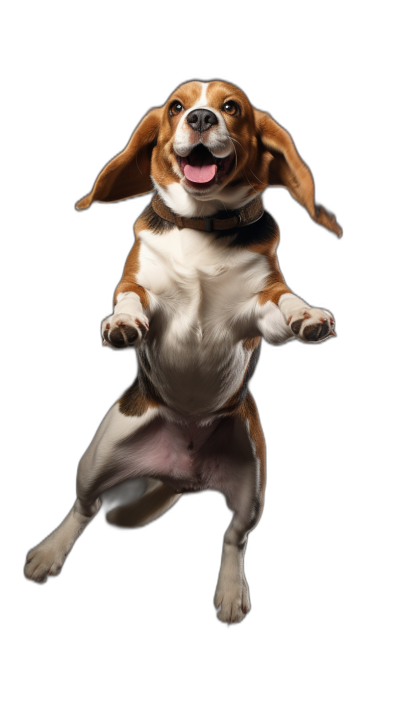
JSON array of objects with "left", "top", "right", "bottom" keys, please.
[
  {"left": 153, "top": 180, "right": 258, "bottom": 218},
  {"left": 151, "top": 193, "right": 264, "bottom": 232}
]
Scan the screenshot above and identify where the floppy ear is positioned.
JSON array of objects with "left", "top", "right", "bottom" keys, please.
[
  {"left": 75, "top": 107, "right": 162, "bottom": 210},
  {"left": 255, "top": 110, "right": 342, "bottom": 237}
]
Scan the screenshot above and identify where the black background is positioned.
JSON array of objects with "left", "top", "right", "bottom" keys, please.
[{"left": 10, "top": 11, "right": 370, "bottom": 676}]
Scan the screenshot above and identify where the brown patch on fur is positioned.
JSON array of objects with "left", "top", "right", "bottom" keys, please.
[
  {"left": 237, "top": 392, "right": 266, "bottom": 515},
  {"left": 114, "top": 234, "right": 149, "bottom": 308},
  {"left": 243, "top": 336, "right": 261, "bottom": 351},
  {"left": 119, "top": 375, "right": 161, "bottom": 417},
  {"left": 254, "top": 242, "right": 290, "bottom": 305},
  {"left": 258, "top": 269, "right": 292, "bottom": 306},
  {"left": 230, "top": 210, "right": 292, "bottom": 307}
]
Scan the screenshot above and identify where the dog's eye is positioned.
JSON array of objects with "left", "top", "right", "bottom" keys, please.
[
  {"left": 222, "top": 101, "right": 239, "bottom": 116},
  {"left": 169, "top": 102, "right": 184, "bottom": 116}
]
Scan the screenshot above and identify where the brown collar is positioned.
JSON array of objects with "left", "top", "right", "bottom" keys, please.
[{"left": 151, "top": 194, "right": 264, "bottom": 232}]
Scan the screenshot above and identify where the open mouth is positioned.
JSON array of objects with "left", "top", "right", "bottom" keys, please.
[{"left": 177, "top": 145, "right": 233, "bottom": 189}]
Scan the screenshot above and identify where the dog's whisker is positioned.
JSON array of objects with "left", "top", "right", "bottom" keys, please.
[
  {"left": 248, "top": 167, "right": 264, "bottom": 185},
  {"left": 229, "top": 136, "right": 263, "bottom": 186},
  {"left": 243, "top": 171, "right": 257, "bottom": 192},
  {"left": 228, "top": 136, "right": 239, "bottom": 172}
]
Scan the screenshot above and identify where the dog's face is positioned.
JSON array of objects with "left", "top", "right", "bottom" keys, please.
[
  {"left": 76, "top": 79, "right": 342, "bottom": 236},
  {"left": 150, "top": 80, "right": 259, "bottom": 201}
]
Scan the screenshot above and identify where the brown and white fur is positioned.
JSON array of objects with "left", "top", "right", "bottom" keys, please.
[{"left": 24, "top": 80, "right": 342, "bottom": 624}]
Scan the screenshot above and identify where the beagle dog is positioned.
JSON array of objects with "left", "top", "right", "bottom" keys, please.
[{"left": 24, "top": 80, "right": 341, "bottom": 624}]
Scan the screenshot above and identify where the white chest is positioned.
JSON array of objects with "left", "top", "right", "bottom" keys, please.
[
  {"left": 135, "top": 226, "right": 269, "bottom": 414},
  {"left": 137, "top": 226, "right": 270, "bottom": 344}
]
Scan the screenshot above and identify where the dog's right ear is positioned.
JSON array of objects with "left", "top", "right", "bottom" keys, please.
[{"left": 75, "top": 107, "right": 162, "bottom": 210}]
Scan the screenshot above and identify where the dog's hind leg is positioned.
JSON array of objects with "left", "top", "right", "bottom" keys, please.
[
  {"left": 24, "top": 497, "right": 102, "bottom": 583},
  {"left": 210, "top": 394, "right": 266, "bottom": 624},
  {"left": 24, "top": 386, "right": 162, "bottom": 583}
]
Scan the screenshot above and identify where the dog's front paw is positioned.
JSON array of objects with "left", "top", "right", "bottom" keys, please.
[
  {"left": 214, "top": 577, "right": 251, "bottom": 624},
  {"left": 101, "top": 313, "right": 149, "bottom": 349},
  {"left": 288, "top": 307, "right": 335, "bottom": 342}
]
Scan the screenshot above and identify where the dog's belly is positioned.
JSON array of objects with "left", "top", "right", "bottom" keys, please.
[
  {"left": 136, "top": 228, "right": 265, "bottom": 414},
  {"left": 141, "top": 333, "right": 250, "bottom": 415},
  {"left": 105, "top": 413, "right": 241, "bottom": 494}
]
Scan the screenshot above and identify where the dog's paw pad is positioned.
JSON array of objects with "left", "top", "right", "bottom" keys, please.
[
  {"left": 101, "top": 313, "right": 149, "bottom": 349},
  {"left": 288, "top": 308, "right": 335, "bottom": 342}
]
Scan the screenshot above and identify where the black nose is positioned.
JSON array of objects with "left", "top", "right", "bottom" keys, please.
[{"left": 186, "top": 108, "right": 218, "bottom": 133}]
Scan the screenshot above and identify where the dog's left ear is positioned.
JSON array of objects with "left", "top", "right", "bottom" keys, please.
[
  {"left": 75, "top": 107, "right": 162, "bottom": 210},
  {"left": 255, "top": 110, "right": 342, "bottom": 237}
]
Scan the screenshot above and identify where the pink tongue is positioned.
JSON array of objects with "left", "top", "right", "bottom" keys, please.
[{"left": 184, "top": 163, "right": 217, "bottom": 183}]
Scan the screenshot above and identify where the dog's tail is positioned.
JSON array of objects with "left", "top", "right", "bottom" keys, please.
[{"left": 104, "top": 478, "right": 182, "bottom": 528}]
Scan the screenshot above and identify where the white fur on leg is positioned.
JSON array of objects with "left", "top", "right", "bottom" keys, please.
[
  {"left": 279, "top": 293, "right": 335, "bottom": 342},
  {"left": 212, "top": 417, "right": 263, "bottom": 624},
  {"left": 278, "top": 292, "right": 311, "bottom": 320},
  {"left": 256, "top": 300, "right": 294, "bottom": 344},
  {"left": 102, "top": 291, "right": 149, "bottom": 347},
  {"left": 24, "top": 498, "right": 101, "bottom": 583},
  {"left": 214, "top": 541, "right": 251, "bottom": 624}
]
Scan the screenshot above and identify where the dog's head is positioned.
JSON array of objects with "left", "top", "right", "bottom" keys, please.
[{"left": 76, "top": 80, "right": 341, "bottom": 236}]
